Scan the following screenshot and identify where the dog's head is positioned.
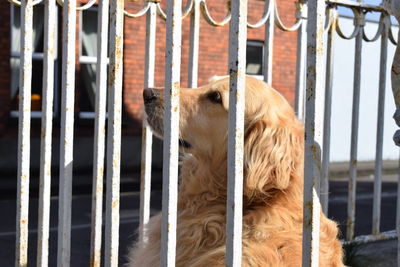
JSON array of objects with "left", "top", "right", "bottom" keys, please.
[{"left": 143, "top": 76, "right": 303, "bottom": 199}]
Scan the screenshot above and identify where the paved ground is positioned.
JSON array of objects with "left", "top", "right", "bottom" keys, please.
[{"left": 0, "top": 170, "right": 398, "bottom": 266}]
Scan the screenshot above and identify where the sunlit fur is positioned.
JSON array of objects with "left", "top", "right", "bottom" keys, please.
[{"left": 127, "top": 76, "right": 345, "bottom": 267}]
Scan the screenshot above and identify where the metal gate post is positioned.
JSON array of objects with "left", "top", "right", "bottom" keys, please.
[
  {"left": 372, "top": 13, "right": 390, "bottom": 236},
  {"left": 160, "top": 0, "right": 182, "bottom": 266},
  {"left": 16, "top": 0, "right": 33, "bottom": 265},
  {"left": 104, "top": 0, "right": 124, "bottom": 265},
  {"left": 57, "top": 0, "right": 77, "bottom": 264},
  {"left": 37, "top": 0, "right": 56, "bottom": 266},
  {"left": 226, "top": 0, "right": 247, "bottom": 266},
  {"left": 295, "top": 0, "right": 307, "bottom": 121},
  {"left": 321, "top": 7, "right": 336, "bottom": 215},
  {"left": 139, "top": 0, "right": 157, "bottom": 242},
  {"left": 188, "top": 0, "right": 200, "bottom": 88},
  {"left": 89, "top": 0, "right": 110, "bottom": 265},
  {"left": 302, "top": 0, "right": 325, "bottom": 266},
  {"left": 347, "top": 7, "right": 364, "bottom": 241}
]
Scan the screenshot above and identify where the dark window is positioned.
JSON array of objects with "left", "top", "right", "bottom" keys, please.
[
  {"left": 79, "top": 7, "right": 98, "bottom": 116},
  {"left": 246, "top": 40, "right": 263, "bottom": 76}
]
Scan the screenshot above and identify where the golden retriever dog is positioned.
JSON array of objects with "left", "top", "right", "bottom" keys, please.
[{"left": 127, "top": 76, "right": 344, "bottom": 267}]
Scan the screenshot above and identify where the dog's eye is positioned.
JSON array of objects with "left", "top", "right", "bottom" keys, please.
[{"left": 207, "top": 91, "right": 222, "bottom": 104}]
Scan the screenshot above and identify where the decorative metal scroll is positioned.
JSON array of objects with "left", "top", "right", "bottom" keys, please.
[
  {"left": 123, "top": 0, "right": 304, "bottom": 31},
  {"left": 325, "top": 2, "right": 400, "bottom": 148}
]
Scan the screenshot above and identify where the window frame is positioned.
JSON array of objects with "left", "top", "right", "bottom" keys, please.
[
  {"left": 78, "top": 5, "right": 110, "bottom": 120},
  {"left": 246, "top": 40, "right": 264, "bottom": 80},
  {"left": 9, "top": 4, "right": 60, "bottom": 119}
]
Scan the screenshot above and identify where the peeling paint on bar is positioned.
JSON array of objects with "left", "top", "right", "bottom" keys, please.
[
  {"left": 295, "top": 0, "right": 307, "bottom": 121},
  {"left": 16, "top": 0, "right": 33, "bottom": 266},
  {"left": 302, "top": 0, "right": 325, "bottom": 265},
  {"left": 160, "top": 0, "right": 182, "bottom": 265},
  {"left": 89, "top": 0, "right": 109, "bottom": 266},
  {"left": 57, "top": 0, "right": 77, "bottom": 265},
  {"left": 321, "top": 7, "right": 336, "bottom": 215},
  {"left": 139, "top": 1, "right": 157, "bottom": 241},
  {"left": 372, "top": 14, "right": 389, "bottom": 236},
  {"left": 37, "top": 0, "right": 56, "bottom": 266},
  {"left": 226, "top": 0, "right": 247, "bottom": 266},
  {"left": 347, "top": 7, "right": 364, "bottom": 242},
  {"left": 104, "top": 0, "right": 124, "bottom": 265}
]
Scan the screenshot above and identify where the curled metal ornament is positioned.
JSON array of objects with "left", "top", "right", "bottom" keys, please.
[
  {"left": 200, "top": 0, "right": 231, "bottom": 27},
  {"left": 389, "top": 25, "right": 398, "bottom": 45},
  {"left": 182, "top": 0, "right": 194, "bottom": 19},
  {"left": 76, "top": 0, "right": 97, "bottom": 11},
  {"left": 55, "top": 0, "right": 63, "bottom": 7},
  {"left": 156, "top": 2, "right": 166, "bottom": 19},
  {"left": 124, "top": 1, "right": 151, "bottom": 18},
  {"left": 32, "top": 0, "right": 43, "bottom": 5},
  {"left": 7, "top": 0, "right": 22, "bottom": 6},
  {"left": 273, "top": 1, "right": 302, "bottom": 32},
  {"left": 8, "top": 0, "right": 43, "bottom": 6},
  {"left": 247, "top": 0, "right": 273, "bottom": 29},
  {"left": 363, "top": 13, "right": 385, "bottom": 42},
  {"left": 55, "top": 0, "right": 97, "bottom": 10},
  {"left": 155, "top": 0, "right": 194, "bottom": 20},
  {"left": 336, "top": 22, "right": 360, "bottom": 40},
  {"left": 335, "top": 9, "right": 363, "bottom": 40},
  {"left": 324, "top": 7, "right": 337, "bottom": 34}
]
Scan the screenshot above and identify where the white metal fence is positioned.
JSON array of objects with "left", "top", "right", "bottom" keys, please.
[{"left": 6, "top": 0, "right": 400, "bottom": 266}]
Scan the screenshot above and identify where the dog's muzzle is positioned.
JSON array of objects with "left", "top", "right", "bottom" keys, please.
[
  {"left": 143, "top": 88, "right": 159, "bottom": 104},
  {"left": 142, "top": 88, "right": 192, "bottom": 150}
]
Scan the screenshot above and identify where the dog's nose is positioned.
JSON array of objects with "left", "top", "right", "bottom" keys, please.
[{"left": 143, "top": 88, "right": 158, "bottom": 104}]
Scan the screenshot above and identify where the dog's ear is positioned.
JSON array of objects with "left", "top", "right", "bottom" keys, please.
[{"left": 243, "top": 117, "right": 303, "bottom": 201}]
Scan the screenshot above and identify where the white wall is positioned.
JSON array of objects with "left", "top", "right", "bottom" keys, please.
[{"left": 330, "top": 16, "right": 399, "bottom": 162}]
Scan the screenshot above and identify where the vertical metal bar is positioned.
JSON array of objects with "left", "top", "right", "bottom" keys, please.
[
  {"left": 226, "top": 0, "right": 247, "bottom": 266},
  {"left": 139, "top": 1, "right": 156, "bottom": 239},
  {"left": 188, "top": 0, "right": 200, "bottom": 88},
  {"left": 295, "top": 0, "right": 307, "bottom": 121},
  {"left": 57, "top": 0, "right": 77, "bottom": 265},
  {"left": 302, "top": 0, "right": 325, "bottom": 265},
  {"left": 37, "top": 0, "right": 56, "bottom": 266},
  {"left": 160, "top": 0, "right": 182, "bottom": 265},
  {"left": 89, "top": 0, "right": 109, "bottom": 265},
  {"left": 15, "top": 0, "right": 33, "bottom": 266},
  {"left": 372, "top": 14, "right": 389, "bottom": 235},
  {"left": 104, "top": 0, "right": 124, "bottom": 265},
  {"left": 321, "top": 8, "right": 336, "bottom": 215},
  {"left": 346, "top": 9, "right": 364, "bottom": 241},
  {"left": 263, "top": 0, "right": 273, "bottom": 84}
]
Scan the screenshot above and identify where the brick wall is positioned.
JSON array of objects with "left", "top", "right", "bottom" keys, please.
[
  {"left": 0, "top": 0, "right": 299, "bottom": 136},
  {"left": 123, "top": 0, "right": 299, "bottom": 134}
]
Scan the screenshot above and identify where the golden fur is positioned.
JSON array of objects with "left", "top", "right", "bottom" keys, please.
[{"left": 127, "top": 76, "right": 345, "bottom": 267}]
